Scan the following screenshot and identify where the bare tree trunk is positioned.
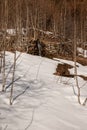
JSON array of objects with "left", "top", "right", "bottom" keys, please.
[
  {"left": 81, "top": 4, "right": 83, "bottom": 44},
  {"left": 9, "top": 0, "right": 20, "bottom": 105},
  {"left": 73, "top": 0, "right": 81, "bottom": 104},
  {"left": 0, "top": 52, "right": 2, "bottom": 73},
  {"left": 31, "top": 10, "right": 37, "bottom": 40},
  {"left": 10, "top": 52, "right": 16, "bottom": 105},
  {"left": 60, "top": 7, "right": 63, "bottom": 35},
  {"left": 26, "top": 1, "right": 29, "bottom": 37},
  {"left": 64, "top": 0, "right": 66, "bottom": 38},
  {"left": 53, "top": 1, "right": 56, "bottom": 36},
  {"left": 2, "top": 0, "right": 8, "bottom": 92},
  {"left": 34, "top": 7, "right": 37, "bottom": 40},
  {"left": 53, "top": 19, "right": 56, "bottom": 36}
]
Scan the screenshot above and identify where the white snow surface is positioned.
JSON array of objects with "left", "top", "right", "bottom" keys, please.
[
  {"left": 77, "top": 47, "right": 87, "bottom": 58},
  {"left": 0, "top": 51, "right": 87, "bottom": 130}
]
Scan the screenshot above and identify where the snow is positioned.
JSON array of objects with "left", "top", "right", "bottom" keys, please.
[
  {"left": 77, "top": 47, "right": 87, "bottom": 58},
  {"left": 6, "top": 29, "right": 16, "bottom": 35},
  {"left": 6, "top": 28, "right": 27, "bottom": 36},
  {"left": 0, "top": 52, "right": 87, "bottom": 130}
]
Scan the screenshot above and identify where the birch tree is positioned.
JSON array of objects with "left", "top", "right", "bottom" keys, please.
[
  {"left": 2, "top": 0, "right": 8, "bottom": 92},
  {"left": 9, "top": 51, "right": 16, "bottom": 105}
]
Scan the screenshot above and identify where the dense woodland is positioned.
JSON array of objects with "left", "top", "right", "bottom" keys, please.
[{"left": 0, "top": 0, "right": 87, "bottom": 41}]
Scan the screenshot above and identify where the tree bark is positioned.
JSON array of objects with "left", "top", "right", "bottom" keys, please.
[{"left": 73, "top": 0, "right": 81, "bottom": 104}]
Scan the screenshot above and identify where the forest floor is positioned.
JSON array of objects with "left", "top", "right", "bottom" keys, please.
[{"left": 0, "top": 51, "right": 87, "bottom": 130}]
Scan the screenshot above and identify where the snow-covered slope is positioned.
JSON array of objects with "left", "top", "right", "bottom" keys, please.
[{"left": 0, "top": 52, "right": 87, "bottom": 130}]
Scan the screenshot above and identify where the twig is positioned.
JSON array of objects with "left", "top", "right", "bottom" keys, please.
[{"left": 5, "top": 52, "right": 22, "bottom": 81}]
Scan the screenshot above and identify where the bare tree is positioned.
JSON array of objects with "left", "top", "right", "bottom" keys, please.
[
  {"left": 9, "top": 0, "right": 20, "bottom": 105},
  {"left": 9, "top": 51, "right": 16, "bottom": 105},
  {"left": 73, "top": 0, "right": 81, "bottom": 104},
  {"left": 73, "top": 0, "right": 87, "bottom": 105},
  {"left": 2, "top": 0, "right": 8, "bottom": 92}
]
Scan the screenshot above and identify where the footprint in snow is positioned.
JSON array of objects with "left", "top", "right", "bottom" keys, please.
[{"left": 29, "top": 79, "right": 44, "bottom": 90}]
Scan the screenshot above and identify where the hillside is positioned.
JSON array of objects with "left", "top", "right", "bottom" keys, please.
[
  {"left": 0, "top": 0, "right": 87, "bottom": 129},
  {"left": 0, "top": 52, "right": 87, "bottom": 130}
]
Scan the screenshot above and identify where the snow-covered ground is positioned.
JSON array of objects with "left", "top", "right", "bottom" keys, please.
[
  {"left": 0, "top": 52, "right": 87, "bottom": 130},
  {"left": 77, "top": 47, "right": 87, "bottom": 58}
]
